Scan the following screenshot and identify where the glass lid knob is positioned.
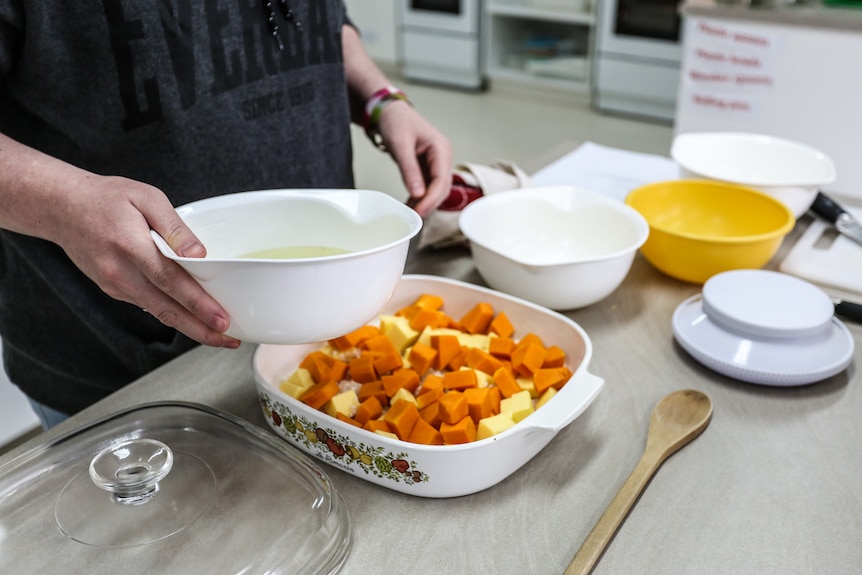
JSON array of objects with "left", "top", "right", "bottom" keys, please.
[{"left": 89, "top": 438, "right": 173, "bottom": 503}]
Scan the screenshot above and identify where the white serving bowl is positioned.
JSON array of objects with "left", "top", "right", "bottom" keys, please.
[
  {"left": 671, "top": 132, "right": 837, "bottom": 218},
  {"left": 457, "top": 186, "right": 649, "bottom": 310},
  {"left": 252, "top": 275, "right": 604, "bottom": 498},
  {"left": 152, "top": 189, "right": 422, "bottom": 344}
]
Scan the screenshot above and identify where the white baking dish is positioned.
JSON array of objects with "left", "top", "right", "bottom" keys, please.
[{"left": 252, "top": 275, "right": 604, "bottom": 498}]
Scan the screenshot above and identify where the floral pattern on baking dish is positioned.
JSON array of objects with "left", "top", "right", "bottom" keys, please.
[{"left": 259, "top": 393, "right": 430, "bottom": 486}]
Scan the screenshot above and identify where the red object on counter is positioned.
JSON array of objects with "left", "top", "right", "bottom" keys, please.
[{"left": 438, "top": 175, "right": 483, "bottom": 211}]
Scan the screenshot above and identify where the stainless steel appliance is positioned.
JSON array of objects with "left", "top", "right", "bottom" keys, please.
[
  {"left": 399, "top": 0, "right": 484, "bottom": 90},
  {"left": 593, "top": 0, "right": 683, "bottom": 122}
]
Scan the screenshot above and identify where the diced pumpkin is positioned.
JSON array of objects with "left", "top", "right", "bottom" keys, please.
[
  {"left": 416, "top": 386, "right": 444, "bottom": 410},
  {"left": 464, "top": 387, "right": 495, "bottom": 424},
  {"left": 363, "top": 419, "right": 392, "bottom": 434},
  {"left": 516, "top": 332, "right": 545, "bottom": 351},
  {"left": 440, "top": 416, "right": 477, "bottom": 445},
  {"left": 360, "top": 333, "right": 399, "bottom": 356},
  {"left": 408, "top": 342, "right": 437, "bottom": 376},
  {"left": 398, "top": 293, "right": 444, "bottom": 314},
  {"left": 301, "top": 352, "right": 347, "bottom": 384},
  {"left": 488, "top": 385, "right": 502, "bottom": 415},
  {"left": 460, "top": 302, "right": 494, "bottom": 335},
  {"left": 442, "top": 368, "right": 478, "bottom": 391},
  {"left": 418, "top": 373, "right": 444, "bottom": 396},
  {"left": 409, "top": 308, "right": 446, "bottom": 332},
  {"left": 299, "top": 380, "right": 340, "bottom": 410},
  {"left": 348, "top": 354, "right": 378, "bottom": 384},
  {"left": 383, "top": 399, "right": 420, "bottom": 440},
  {"left": 358, "top": 381, "right": 388, "bottom": 407},
  {"left": 465, "top": 347, "right": 504, "bottom": 375},
  {"left": 381, "top": 368, "right": 420, "bottom": 397},
  {"left": 419, "top": 400, "right": 443, "bottom": 428},
  {"left": 542, "top": 345, "right": 567, "bottom": 369},
  {"left": 533, "top": 366, "right": 573, "bottom": 395},
  {"left": 354, "top": 396, "right": 383, "bottom": 425},
  {"left": 446, "top": 346, "right": 467, "bottom": 370},
  {"left": 488, "top": 336, "right": 516, "bottom": 360},
  {"left": 492, "top": 366, "right": 522, "bottom": 399},
  {"left": 511, "top": 342, "right": 547, "bottom": 377},
  {"left": 372, "top": 350, "right": 403, "bottom": 375},
  {"left": 329, "top": 324, "right": 381, "bottom": 351},
  {"left": 336, "top": 412, "right": 363, "bottom": 428},
  {"left": 438, "top": 391, "right": 469, "bottom": 425},
  {"left": 488, "top": 311, "right": 515, "bottom": 338},
  {"left": 431, "top": 334, "right": 462, "bottom": 371},
  {"left": 408, "top": 418, "right": 445, "bottom": 445}
]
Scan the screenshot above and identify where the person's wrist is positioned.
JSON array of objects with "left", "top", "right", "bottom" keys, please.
[{"left": 362, "top": 86, "right": 411, "bottom": 150}]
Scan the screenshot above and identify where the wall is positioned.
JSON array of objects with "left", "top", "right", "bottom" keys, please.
[{"left": 343, "top": 0, "right": 400, "bottom": 66}]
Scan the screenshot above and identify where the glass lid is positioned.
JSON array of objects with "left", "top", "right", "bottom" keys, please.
[{"left": 0, "top": 402, "right": 352, "bottom": 575}]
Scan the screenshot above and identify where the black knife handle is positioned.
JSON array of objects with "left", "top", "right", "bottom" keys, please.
[
  {"left": 811, "top": 191, "right": 846, "bottom": 224},
  {"left": 834, "top": 300, "right": 862, "bottom": 324}
]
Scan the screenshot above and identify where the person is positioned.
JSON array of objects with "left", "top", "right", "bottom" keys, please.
[{"left": 0, "top": 1, "right": 453, "bottom": 429}]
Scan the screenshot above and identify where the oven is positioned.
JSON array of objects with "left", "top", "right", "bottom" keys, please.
[
  {"left": 399, "top": 0, "right": 484, "bottom": 90},
  {"left": 593, "top": 0, "right": 684, "bottom": 123}
]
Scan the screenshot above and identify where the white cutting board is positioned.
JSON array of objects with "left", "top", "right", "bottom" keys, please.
[{"left": 780, "top": 206, "right": 862, "bottom": 295}]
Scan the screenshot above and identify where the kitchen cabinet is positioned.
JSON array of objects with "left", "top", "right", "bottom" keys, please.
[{"left": 484, "top": 0, "right": 595, "bottom": 93}]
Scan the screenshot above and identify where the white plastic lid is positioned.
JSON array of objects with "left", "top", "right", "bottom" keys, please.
[
  {"left": 701, "top": 269, "right": 834, "bottom": 339},
  {"left": 673, "top": 270, "right": 854, "bottom": 386}
]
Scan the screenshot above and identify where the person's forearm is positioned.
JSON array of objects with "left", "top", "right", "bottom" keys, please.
[
  {"left": 0, "top": 132, "right": 93, "bottom": 243},
  {"left": 341, "top": 24, "right": 393, "bottom": 125}
]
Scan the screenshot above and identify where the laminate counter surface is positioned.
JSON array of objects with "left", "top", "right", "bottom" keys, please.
[{"left": 3, "top": 221, "right": 860, "bottom": 574}]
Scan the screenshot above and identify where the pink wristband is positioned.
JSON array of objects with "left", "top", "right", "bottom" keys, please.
[{"left": 362, "top": 86, "right": 411, "bottom": 150}]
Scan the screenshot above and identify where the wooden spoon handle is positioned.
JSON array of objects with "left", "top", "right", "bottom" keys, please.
[{"left": 563, "top": 454, "right": 661, "bottom": 575}]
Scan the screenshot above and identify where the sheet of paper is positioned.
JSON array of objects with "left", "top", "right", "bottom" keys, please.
[{"left": 530, "top": 141, "right": 681, "bottom": 202}]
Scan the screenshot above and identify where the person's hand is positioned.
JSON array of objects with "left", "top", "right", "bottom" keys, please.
[
  {"left": 49, "top": 174, "right": 241, "bottom": 348},
  {"left": 376, "top": 101, "right": 453, "bottom": 217}
]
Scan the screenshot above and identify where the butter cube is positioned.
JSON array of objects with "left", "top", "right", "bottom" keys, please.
[
  {"left": 380, "top": 315, "right": 419, "bottom": 354},
  {"left": 500, "top": 390, "right": 533, "bottom": 423},
  {"left": 476, "top": 413, "right": 516, "bottom": 441},
  {"left": 390, "top": 387, "right": 418, "bottom": 406},
  {"left": 323, "top": 389, "right": 360, "bottom": 418},
  {"left": 279, "top": 367, "right": 315, "bottom": 399},
  {"left": 535, "top": 387, "right": 557, "bottom": 410},
  {"left": 517, "top": 376, "right": 538, "bottom": 398},
  {"left": 457, "top": 333, "right": 491, "bottom": 352}
]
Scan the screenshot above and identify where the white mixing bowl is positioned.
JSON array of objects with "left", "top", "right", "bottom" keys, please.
[
  {"left": 152, "top": 189, "right": 422, "bottom": 344},
  {"left": 671, "top": 132, "right": 837, "bottom": 218},
  {"left": 458, "top": 186, "right": 649, "bottom": 310}
]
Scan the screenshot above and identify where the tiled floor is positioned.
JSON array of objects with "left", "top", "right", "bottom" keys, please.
[{"left": 351, "top": 77, "right": 675, "bottom": 200}]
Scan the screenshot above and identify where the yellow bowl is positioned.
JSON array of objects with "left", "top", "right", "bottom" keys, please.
[{"left": 625, "top": 180, "right": 795, "bottom": 284}]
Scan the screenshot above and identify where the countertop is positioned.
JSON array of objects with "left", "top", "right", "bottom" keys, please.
[
  {"left": 2, "top": 210, "right": 860, "bottom": 573},
  {"left": 681, "top": 0, "right": 862, "bottom": 32}
]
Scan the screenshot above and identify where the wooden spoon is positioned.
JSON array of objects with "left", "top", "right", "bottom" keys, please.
[{"left": 564, "top": 389, "right": 713, "bottom": 575}]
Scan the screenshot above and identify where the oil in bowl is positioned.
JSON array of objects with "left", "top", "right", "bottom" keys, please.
[{"left": 239, "top": 246, "right": 352, "bottom": 259}]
